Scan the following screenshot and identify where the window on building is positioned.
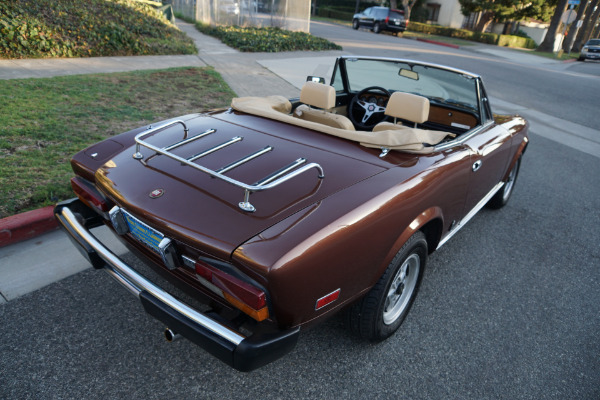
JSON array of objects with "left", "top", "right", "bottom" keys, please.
[{"left": 426, "top": 3, "right": 440, "bottom": 22}]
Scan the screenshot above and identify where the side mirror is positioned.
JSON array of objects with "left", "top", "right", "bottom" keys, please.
[{"left": 306, "top": 76, "right": 326, "bottom": 84}]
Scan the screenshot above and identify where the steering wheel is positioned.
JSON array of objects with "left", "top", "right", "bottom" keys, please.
[{"left": 348, "top": 86, "right": 391, "bottom": 130}]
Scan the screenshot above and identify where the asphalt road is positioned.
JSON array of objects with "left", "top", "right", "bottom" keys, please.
[{"left": 1, "top": 23, "right": 599, "bottom": 400}]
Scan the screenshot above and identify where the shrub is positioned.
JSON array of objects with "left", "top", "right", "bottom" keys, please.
[
  {"left": 409, "top": 21, "right": 498, "bottom": 46},
  {"left": 195, "top": 23, "right": 342, "bottom": 52},
  {"left": 0, "top": 0, "right": 196, "bottom": 59},
  {"left": 498, "top": 34, "right": 536, "bottom": 49},
  {"left": 317, "top": 7, "right": 355, "bottom": 22}
]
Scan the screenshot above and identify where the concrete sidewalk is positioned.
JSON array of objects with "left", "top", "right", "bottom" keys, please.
[{"left": 0, "top": 19, "right": 595, "bottom": 304}]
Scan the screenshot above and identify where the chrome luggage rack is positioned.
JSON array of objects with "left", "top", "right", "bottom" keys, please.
[{"left": 132, "top": 120, "right": 325, "bottom": 212}]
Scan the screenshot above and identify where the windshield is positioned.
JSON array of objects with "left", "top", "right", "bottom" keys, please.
[
  {"left": 333, "top": 58, "right": 479, "bottom": 113},
  {"left": 587, "top": 39, "right": 600, "bottom": 46}
]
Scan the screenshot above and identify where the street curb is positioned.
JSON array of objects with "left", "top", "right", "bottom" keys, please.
[
  {"left": 0, "top": 206, "right": 58, "bottom": 248},
  {"left": 416, "top": 38, "right": 460, "bottom": 49}
]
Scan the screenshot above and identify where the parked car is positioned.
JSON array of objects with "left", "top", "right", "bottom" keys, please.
[
  {"left": 578, "top": 38, "right": 600, "bottom": 61},
  {"left": 55, "top": 56, "right": 528, "bottom": 372},
  {"left": 352, "top": 6, "right": 407, "bottom": 35}
]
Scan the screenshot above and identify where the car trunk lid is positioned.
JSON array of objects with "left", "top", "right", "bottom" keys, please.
[{"left": 95, "top": 114, "right": 389, "bottom": 260}]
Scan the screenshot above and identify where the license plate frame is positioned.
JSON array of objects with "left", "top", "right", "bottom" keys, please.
[{"left": 121, "top": 209, "right": 165, "bottom": 254}]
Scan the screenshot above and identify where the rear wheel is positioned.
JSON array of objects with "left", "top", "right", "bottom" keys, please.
[
  {"left": 352, "top": 19, "right": 359, "bottom": 30},
  {"left": 373, "top": 22, "right": 382, "bottom": 34},
  {"left": 488, "top": 157, "right": 521, "bottom": 209},
  {"left": 347, "top": 231, "right": 427, "bottom": 342}
]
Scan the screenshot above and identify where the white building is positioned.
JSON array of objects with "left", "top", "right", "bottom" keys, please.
[{"left": 423, "top": 0, "right": 464, "bottom": 28}]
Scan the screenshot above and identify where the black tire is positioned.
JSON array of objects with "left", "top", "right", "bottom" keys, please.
[
  {"left": 352, "top": 19, "right": 359, "bottom": 30},
  {"left": 373, "top": 22, "right": 382, "bottom": 34},
  {"left": 347, "top": 231, "right": 427, "bottom": 342},
  {"left": 577, "top": 56, "right": 585, "bottom": 61},
  {"left": 487, "top": 156, "right": 521, "bottom": 209}
]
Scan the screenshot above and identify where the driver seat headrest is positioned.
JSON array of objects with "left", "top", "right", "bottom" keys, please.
[
  {"left": 300, "top": 81, "right": 336, "bottom": 110},
  {"left": 385, "top": 92, "right": 430, "bottom": 125},
  {"left": 294, "top": 81, "right": 355, "bottom": 131}
]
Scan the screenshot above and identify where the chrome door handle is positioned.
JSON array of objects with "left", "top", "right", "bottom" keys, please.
[{"left": 472, "top": 160, "right": 482, "bottom": 172}]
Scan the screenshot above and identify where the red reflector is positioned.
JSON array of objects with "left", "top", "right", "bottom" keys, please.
[
  {"left": 315, "top": 289, "right": 341, "bottom": 310},
  {"left": 71, "top": 177, "right": 111, "bottom": 212},
  {"left": 195, "top": 261, "right": 266, "bottom": 310}
]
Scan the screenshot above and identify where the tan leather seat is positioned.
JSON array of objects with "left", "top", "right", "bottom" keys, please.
[
  {"left": 294, "top": 81, "right": 355, "bottom": 131},
  {"left": 373, "top": 92, "right": 430, "bottom": 132}
]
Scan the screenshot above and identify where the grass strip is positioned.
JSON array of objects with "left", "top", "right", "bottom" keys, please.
[{"left": 0, "top": 67, "right": 235, "bottom": 218}]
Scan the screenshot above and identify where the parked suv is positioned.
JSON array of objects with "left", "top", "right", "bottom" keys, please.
[
  {"left": 352, "top": 7, "right": 407, "bottom": 35},
  {"left": 578, "top": 39, "right": 600, "bottom": 61}
]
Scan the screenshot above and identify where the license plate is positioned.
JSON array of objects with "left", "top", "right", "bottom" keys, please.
[{"left": 122, "top": 209, "right": 165, "bottom": 253}]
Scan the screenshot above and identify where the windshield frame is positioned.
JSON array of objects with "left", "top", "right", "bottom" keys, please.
[{"left": 330, "top": 56, "right": 484, "bottom": 121}]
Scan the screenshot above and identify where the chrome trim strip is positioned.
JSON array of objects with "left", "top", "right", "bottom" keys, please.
[
  {"left": 436, "top": 181, "right": 504, "bottom": 250},
  {"left": 59, "top": 207, "right": 245, "bottom": 346},
  {"left": 434, "top": 120, "right": 495, "bottom": 152}
]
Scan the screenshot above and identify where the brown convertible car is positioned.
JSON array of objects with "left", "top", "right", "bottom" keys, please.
[{"left": 55, "top": 56, "right": 528, "bottom": 371}]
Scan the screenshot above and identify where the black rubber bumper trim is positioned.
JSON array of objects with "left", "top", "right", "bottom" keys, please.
[{"left": 140, "top": 290, "right": 300, "bottom": 372}]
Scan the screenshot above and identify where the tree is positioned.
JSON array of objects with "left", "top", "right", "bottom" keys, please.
[
  {"left": 459, "top": 0, "right": 556, "bottom": 32},
  {"left": 573, "top": 0, "right": 600, "bottom": 51},
  {"left": 400, "top": 0, "right": 420, "bottom": 21},
  {"left": 537, "top": 0, "right": 569, "bottom": 52},
  {"left": 563, "top": 0, "right": 591, "bottom": 52}
]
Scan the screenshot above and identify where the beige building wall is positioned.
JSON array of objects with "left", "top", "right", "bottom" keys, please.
[{"left": 425, "top": 0, "right": 464, "bottom": 28}]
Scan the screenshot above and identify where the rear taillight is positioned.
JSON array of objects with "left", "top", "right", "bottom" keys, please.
[
  {"left": 194, "top": 260, "right": 269, "bottom": 321},
  {"left": 71, "top": 177, "right": 112, "bottom": 214},
  {"left": 385, "top": 16, "right": 389, "bottom": 23}
]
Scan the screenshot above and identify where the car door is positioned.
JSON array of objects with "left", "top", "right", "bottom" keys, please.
[
  {"left": 360, "top": 7, "right": 374, "bottom": 28},
  {"left": 464, "top": 123, "right": 512, "bottom": 212}
]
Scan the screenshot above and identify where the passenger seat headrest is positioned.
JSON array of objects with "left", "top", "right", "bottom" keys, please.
[
  {"left": 300, "top": 81, "right": 336, "bottom": 110},
  {"left": 385, "top": 92, "right": 430, "bottom": 124}
]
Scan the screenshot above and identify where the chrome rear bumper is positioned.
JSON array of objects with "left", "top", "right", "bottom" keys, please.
[{"left": 54, "top": 198, "right": 299, "bottom": 372}]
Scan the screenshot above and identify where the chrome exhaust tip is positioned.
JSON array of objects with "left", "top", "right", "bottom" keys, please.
[{"left": 164, "top": 328, "right": 181, "bottom": 342}]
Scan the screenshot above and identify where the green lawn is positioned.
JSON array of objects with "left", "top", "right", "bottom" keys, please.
[{"left": 0, "top": 67, "right": 235, "bottom": 218}]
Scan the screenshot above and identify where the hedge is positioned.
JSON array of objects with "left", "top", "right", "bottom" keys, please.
[
  {"left": 408, "top": 22, "right": 497, "bottom": 44},
  {"left": 497, "top": 34, "right": 536, "bottom": 49},
  {"left": 408, "top": 21, "right": 536, "bottom": 49},
  {"left": 317, "top": 7, "right": 355, "bottom": 22}
]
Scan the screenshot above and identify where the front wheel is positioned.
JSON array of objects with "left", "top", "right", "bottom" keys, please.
[
  {"left": 347, "top": 231, "right": 427, "bottom": 342},
  {"left": 487, "top": 156, "right": 521, "bottom": 209},
  {"left": 352, "top": 19, "right": 359, "bottom": 30}
]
